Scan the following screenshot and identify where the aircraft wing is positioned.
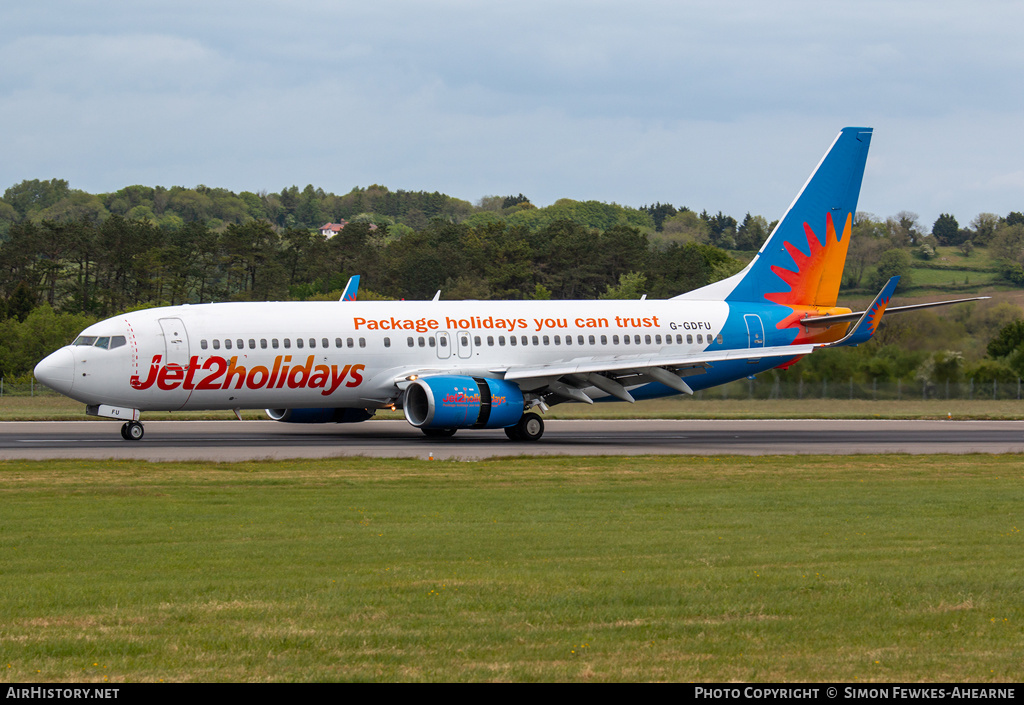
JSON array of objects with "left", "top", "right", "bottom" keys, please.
[{"left": 497, "top": 344, "right": 817, "bottom": 382}]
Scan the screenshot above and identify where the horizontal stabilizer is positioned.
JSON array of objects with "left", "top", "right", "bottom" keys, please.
[{"left": 801, "top": 295, "right": 990, "bottom": 328}]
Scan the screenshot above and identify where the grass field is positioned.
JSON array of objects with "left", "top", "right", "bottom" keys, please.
[{"left": 1, "top": 455, "right": 1021, "bottom": 682}]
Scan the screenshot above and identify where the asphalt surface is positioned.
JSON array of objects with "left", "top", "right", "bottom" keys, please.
[{"left": 1, "top": 418, "right": 1022, "bottom": 461}]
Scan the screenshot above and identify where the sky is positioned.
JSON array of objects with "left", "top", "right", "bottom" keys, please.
[{"left": 2, "top": 0, "right": 1023, "bottom": 230}]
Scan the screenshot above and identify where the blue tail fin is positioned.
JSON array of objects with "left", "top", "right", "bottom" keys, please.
[
  {"left": 677, "top": 127, "right": 872, "bottom": 305},
  {"left": 340, "top": 275, "right": 360, "bottom": 302}
]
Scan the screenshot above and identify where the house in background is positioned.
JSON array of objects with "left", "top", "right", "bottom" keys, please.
[{"left": 319, "top": 221, "right": 348, "bottom": 238}]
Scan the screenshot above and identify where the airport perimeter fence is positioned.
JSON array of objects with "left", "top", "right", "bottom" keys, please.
[
  {"left": 0, "top": 378, "right": 62, "bottom": 397},
  {"left": 695, "top": 377, "right": 1024, "bottom": 401},
  {"left": 4, "top": 375, "right": 1024, "bottom": 402}
]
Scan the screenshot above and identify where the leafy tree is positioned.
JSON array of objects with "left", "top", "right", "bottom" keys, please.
[
  {"left": 969, "top": 213, "right": 999, "bottom": 246},
  {"left": 886, "top": 211, "right": 923, "bottom": 247},
  {"left": 501, "top": 194, "right": 530, "bottom": 209},
  {"left": 642, "top": 202, "right": 678, "bottom": 232},
  {"left": 3, "top": 179, "right": 70, "bottom": 218},
  {"left": 599, "top": 271, "right": 648, "bottom": 299},
  {"left": 931, "top": 213, "right": 960, "bottom": 246},
  {"left": 736, "top": 213, "right": 769, "bottom": 251},
  {"left": 701, "top": 210, "right": 737, "bottom": 249},
  {"left": 656, "top": 209, "right": 710, "bottom": 247},
  {"left": 871, "top": 248, "right": 913, "bottom": 290},
  {"left": 986, "top": 319, "right": 1024, "bottom": 359}
]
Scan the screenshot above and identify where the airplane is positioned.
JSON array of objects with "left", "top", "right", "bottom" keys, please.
[{"left": 33, "top": 127, "right": 986, "bottom": 442}]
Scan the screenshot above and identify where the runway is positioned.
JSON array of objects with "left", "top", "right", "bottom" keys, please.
[{"left": 1, "top": 418, "right": 1023, "bottom": 461}]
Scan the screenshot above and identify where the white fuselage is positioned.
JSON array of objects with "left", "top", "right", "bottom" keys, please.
[{"left": 36, "top": 298, "right": 736, "bottom": 412}]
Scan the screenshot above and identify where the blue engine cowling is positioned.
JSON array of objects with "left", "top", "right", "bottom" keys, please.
[
  {"left": 265, "top": 408, "right": 375, "bottom": 423},
  {"left": 404, "top": 376, "right": 524, "bottom": 429}
]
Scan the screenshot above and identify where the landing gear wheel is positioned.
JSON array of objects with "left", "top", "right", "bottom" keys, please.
[
  {"left": 504, "top": 425, "right": 522, "bottom": 441},
  {"left": 421, "top": 427, "right": 457, "bottom": 438},
  {"left": 512, "top": 412, "right": 544, "bottom": 442},
  {"left": 121, "top": 421, "right": 144, "bottom": 441}
]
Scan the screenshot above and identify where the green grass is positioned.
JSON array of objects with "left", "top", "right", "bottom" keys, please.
[{"left": 1, "top": 456, "right": 1021, "bottom": 682}]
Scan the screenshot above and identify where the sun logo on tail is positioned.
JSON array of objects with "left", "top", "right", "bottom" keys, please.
[{"left": 764, "top": 212, "right": 852, "bottom": 310}]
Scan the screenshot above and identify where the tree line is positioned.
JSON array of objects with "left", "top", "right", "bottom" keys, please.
[{"left": 4, "top": 178, "right": 1024, "bottom": 388}]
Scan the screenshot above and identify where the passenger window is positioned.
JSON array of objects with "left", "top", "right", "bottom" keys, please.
[
  {"left": 201, "top": 340, "right": 209, "bottom": 350},
  {"left": 418, "top": 337, "right": 425, "bottom": 347},
  {"left": 634, "top": 335, "right": 641, "bottom": 345},
  {"left": 532, "top": 336, "right": 539, "bottom": 346},
  {"left": 284, "top": 338, "right": 291, "bottom": 349},
  {"left": 225, "top": 339, "right": 232, "bottom": 350},
  {"left": 577, "top": 336, "right": 584, "bottom": 345},
  {"left": 335, "top": 338, "right": 343, "bottom": 348},
  {"left": 623, "top": 335, "right": 630, "bottom": 345},
  {"left": 613, "top": 335, "right": 619, "bottom": 345},
  {"left": 600, "top": 335, "right": 607, "bottom": 345},
  {"left": 237, "top": 339, "right": 244, "bottom": 349},
  {"left": 296, "top": 338, "right": 303, "bottom": 348},
  {"left": 407, "top": 337, "right": 414, "bottom": 347},
  {"left": 717, "top": 334, "right": 723, "bottom": 344},
  {"left": 261, "top": 339, "right": 268, "bottom": 349},
  {"left": 697, "top": 334, "right": 703, "bottom": 344},
  {"left": 347, "top": 338, "right": 354, "bottom": 348},
  {"left": 655, "top": 335, "right": 662, "bottom": 344},
  {"left": 249, "top": 339, "right": 256, "bottom": 349},
  {"left": 687, "top": 334, "right": 693, "bottom": 344},
  {"left": 272, "top": 339, "right": 279, "bottom": 349},
  {"left": 542, "top": 335, "right": 549, "bottom": 345},
  {"left": 554, "top": 336, "right": 561, "bottom": 345},
  {"left": 499, "top": 336, "right": 506, "bottom": 346},
  {"left": 521, "top": 336, "right": 528, "bottom": 346},
  {"left": 588, "top": 335, "right": 596, "bottom": 345},
  {"left": 429, "top": 337, "right": 436, "bottom": 347},
  {"left": 510, "top": 336, "right": 517, "bottom": 346},
  {"left": 213, "top": 339, "right": 221, "bottom": 350},
  {"left": 565, "top": 336, "right": 572, "bottom": 345},
  {"left": 475, "top": 336, "right": 482, "bottom": 346},
  {"left": 644, "top": 335, "right": 651, "bottom": 345},
  {"left": 384, "top": 337, "right": 391, "bottom": 348},
  {"left": 359, "top": 338, "right": 366, "bottom": 348},
  {"left": 322, "top": 338, "right": 328, "bottom": 348},
  {"left": 487, "top": 336, "right": 494, "bottom": 346}
]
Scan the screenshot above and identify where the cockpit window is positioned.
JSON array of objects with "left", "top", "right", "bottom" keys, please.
[{"left": 73, "top": 335, "right": 127, "bottom": 350}]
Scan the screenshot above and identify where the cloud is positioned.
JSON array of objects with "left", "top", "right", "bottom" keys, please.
[{"left": 3, "top": 1, "right": 1024, "bottom": 227}]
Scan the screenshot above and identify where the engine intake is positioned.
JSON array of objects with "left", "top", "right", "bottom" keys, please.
[{"left": 404, "top": 376, "right": 524, "bottom": 429}]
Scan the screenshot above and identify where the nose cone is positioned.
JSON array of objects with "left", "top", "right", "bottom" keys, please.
[{"left": 34, "top": 348, "right": 75, "bottom": 395}]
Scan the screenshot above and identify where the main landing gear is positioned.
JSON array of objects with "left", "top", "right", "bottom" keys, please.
[
  {"left": 120, "top": 421, "right": 144, "bottom": 441},
  {"left": 505, "top": 412, "right": 544, "bottom": 442}
]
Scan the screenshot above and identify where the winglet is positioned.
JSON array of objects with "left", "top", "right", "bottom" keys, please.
[
  {"left": 825, "top": 276, "right": 899, "bottom": 348},
  {"left": 340, "top": 275, "right": 360, "bottom": 302}
]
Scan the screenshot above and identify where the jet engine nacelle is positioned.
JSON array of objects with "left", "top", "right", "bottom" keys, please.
[
  {"left": 404, "top": 376, "right": 524, "bottom": 430},
  {"left": 265, "top": 408, "right": 375, "bottom": 424}
]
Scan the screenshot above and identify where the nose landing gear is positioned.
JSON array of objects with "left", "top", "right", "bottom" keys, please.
[{"left": 120, "top": 421, "right": 144, "bottom": 441}]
